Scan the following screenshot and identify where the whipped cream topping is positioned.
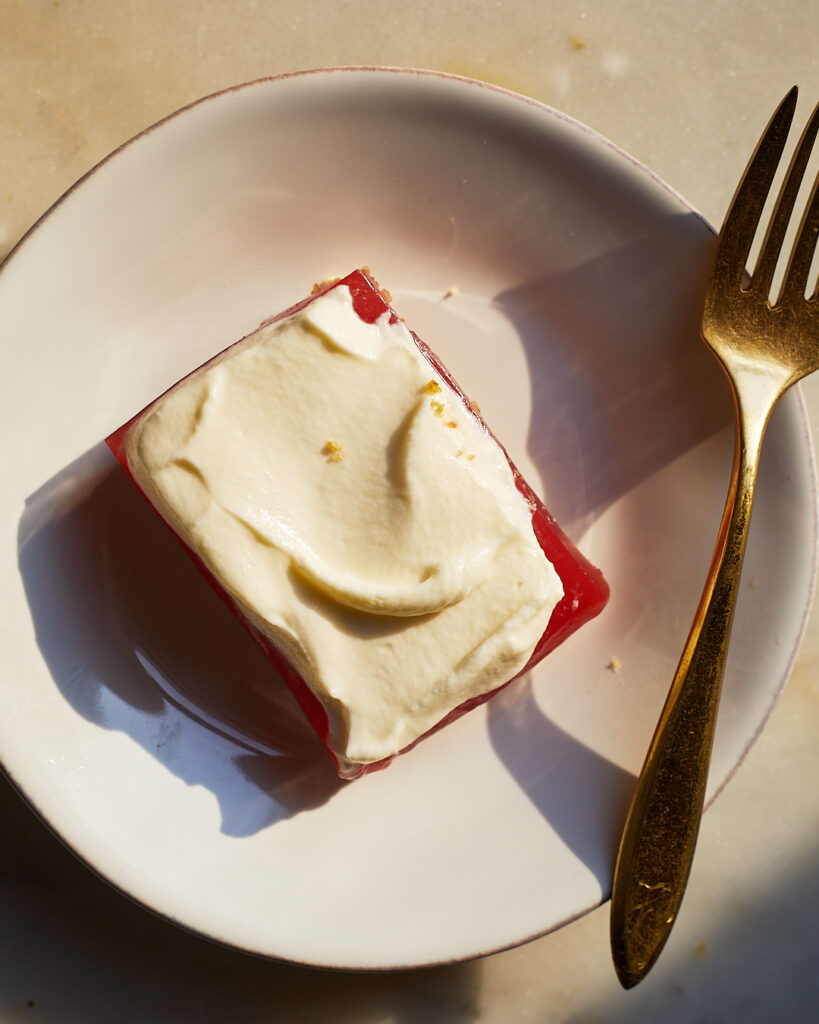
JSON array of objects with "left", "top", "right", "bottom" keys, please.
[{"left": 126, "top": 283, "right": 563, "bottom": 768}]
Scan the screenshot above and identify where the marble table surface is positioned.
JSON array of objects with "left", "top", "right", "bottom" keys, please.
[{"left": 1, "top": 1, "right": 817, "bottom": 1021}]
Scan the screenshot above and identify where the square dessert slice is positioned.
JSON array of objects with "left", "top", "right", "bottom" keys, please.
[{"left": 107, "top": 270, "right": 608, "bottom": 779}]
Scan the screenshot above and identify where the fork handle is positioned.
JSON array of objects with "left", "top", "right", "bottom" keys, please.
[{"left": 610, "top": 387, "right": 773, "bottom": 989}]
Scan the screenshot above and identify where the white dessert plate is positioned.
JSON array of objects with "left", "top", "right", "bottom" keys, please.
[{"left": 1, "top": 68, "right": 816, "bottom": 969}]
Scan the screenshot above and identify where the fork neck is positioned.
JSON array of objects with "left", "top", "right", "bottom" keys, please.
[{"left": 725, "top": 361, "right": 791, "bottom": 464}]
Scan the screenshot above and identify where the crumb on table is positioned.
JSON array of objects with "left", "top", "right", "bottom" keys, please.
[{"left": 323, "top": 440, "right": 345, "bottom": 462}]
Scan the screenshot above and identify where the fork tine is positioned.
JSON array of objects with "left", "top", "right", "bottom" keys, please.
[
  {"left": 754, "top": 100, "right": 819, "bottom": 298},
  {"left": 780, "top": 114, "right": 819, "bottom": 303},
  {"left": 710, "top": 87, "right": 798, "bottom": 296}
]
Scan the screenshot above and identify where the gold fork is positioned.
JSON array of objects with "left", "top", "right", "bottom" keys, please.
[{"left": 610, "top": 86, "right": 819, "bottom": 989}]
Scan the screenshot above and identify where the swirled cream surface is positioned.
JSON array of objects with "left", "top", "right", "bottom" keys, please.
[{"left": 126, "top": 284, "right": 563, "bottom": 767}]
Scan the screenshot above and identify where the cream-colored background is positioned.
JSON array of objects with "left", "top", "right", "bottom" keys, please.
[{"left": 1, "top": 1, "right": 818, "bottom": 1021}]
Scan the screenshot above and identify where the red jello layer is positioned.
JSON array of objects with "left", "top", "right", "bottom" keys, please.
[{"left": 107, "top": 269, "right": 609, "bottom": 779}]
